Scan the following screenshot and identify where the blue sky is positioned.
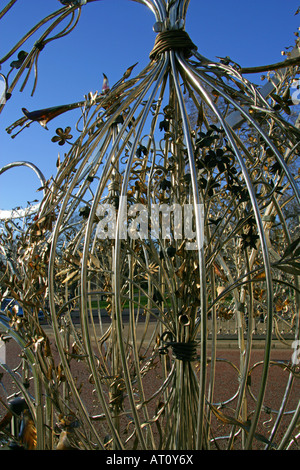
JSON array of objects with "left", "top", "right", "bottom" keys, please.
[{"left": 0, "top": 0, "right": 299, "bottom": 212}]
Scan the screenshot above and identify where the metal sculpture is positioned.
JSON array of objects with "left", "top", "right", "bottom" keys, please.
[{"left": 0, "top": 0, "right": 299, "bottom": 451}]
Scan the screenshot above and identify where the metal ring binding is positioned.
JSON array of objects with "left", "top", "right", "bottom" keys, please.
[{"left": 149, "top": 30, "right": 197, "bottom": 60}]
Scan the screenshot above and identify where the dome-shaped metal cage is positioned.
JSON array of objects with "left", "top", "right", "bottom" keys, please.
[{"left": 0, "top": 0, "right": 299, "bottom": 451}]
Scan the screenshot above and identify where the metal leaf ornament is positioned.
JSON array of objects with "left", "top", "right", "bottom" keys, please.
[
  {"left": 51, "top": 127, "right": 73, "bottom": 145},
  {"left": 0, "top": 0, "right": 300, "bottom": 452}
]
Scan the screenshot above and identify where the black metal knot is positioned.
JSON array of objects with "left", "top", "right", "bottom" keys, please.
[
  {"left": 34, "top": 41, "right": 45, "bottom": 52},
  {"left": 149, "top": 30, "right": 197, "bottom": 61},
  {"left": 159, "top": 332, "right": 198, "bottom": 362}
]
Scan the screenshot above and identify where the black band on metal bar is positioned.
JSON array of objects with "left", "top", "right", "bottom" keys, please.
[
  {"left": 159, "top": 339, "right": 198, "bottom": 362},
  {"left": 150, "top": 30, "right": 197, "bottom": 61}
]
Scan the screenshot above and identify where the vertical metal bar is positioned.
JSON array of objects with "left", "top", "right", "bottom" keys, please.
[
  {"left": 113, "top": 54, "right": 169, "bottom": 450},
  {"left": 170, "top": 50, "right": 207, "bottom": 449},
  {"left": 177, "top": 53, "right": 274, "bottom": 448}
]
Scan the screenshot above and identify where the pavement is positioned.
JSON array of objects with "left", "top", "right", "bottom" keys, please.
[
  {"left": 38, "top": 321, "right": 294, "bottom": 350},
  {"left": 0, "top": 310, "right": 295, "bottom": 350}
]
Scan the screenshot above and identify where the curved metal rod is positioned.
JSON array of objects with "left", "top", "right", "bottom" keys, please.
[
  {"left": 0, "top": 5, "right": 69, "bottom": 64},
  {"left": 0, "top": 0, "right": 18, "bottom": 20},
  {"left": 247, "top": 361, "right": 298, "bottom": 415},
  {"left": 184, "top": 56, "right": 298, "bottom": 448},
  {"left": 1, "top": 0, "right": 298, "bottom": 451},
  {"left": 46, "top": 136, "right": 123, "bottom": 447},
  {"left": 37, "top": 62, "right": 158, "bottom": 225},
  {"left": 169, "top": 50, "right": 207, "bottom": 449},
  {"left": 46, "top": 58, "right": 165, "bottom": 450},
  {"left": 178, "top": 0, "right": 191, "bottom": 26},
  {"left": 29, "top": 10, "right": 82, "bottom": 97},
  {"left": 131, "top": 0, "right": 164, "bottom": 22},
  {"left": 208, "top": 358, "right": 241, "bottom": 408},
  {"left": 112, "top": 53, "right": 169, "bottom": 450},
  {"left": 0, "top": 314, "right": 45, "bottom": 448},
  {"left": 0, "top": 160, "right": 46, "bottom": 219},
  {"left": 0, "top": 6, "right": 80, "bottom": 112},
  {"left": 46, "top": 133, "right": 117, "bottom": 450},
  {"left": 0, "top": 160, "right": 46, "bottom": 188},
  {"left": 226, "top": 250, "right": 254, "bottom": 450},
  {"left": 176, "top": 52, "right": 274, "bottom": 449},
  {"left": 190, "top": 63, "right": 300, "bottom": 207},
  {"left": 278, "top": 400, "right": 300, "bottom": 450}
]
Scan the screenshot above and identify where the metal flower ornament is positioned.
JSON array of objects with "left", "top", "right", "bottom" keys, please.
[{"left": 0, "top": 0, "right": 300, "bottom": 451}]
